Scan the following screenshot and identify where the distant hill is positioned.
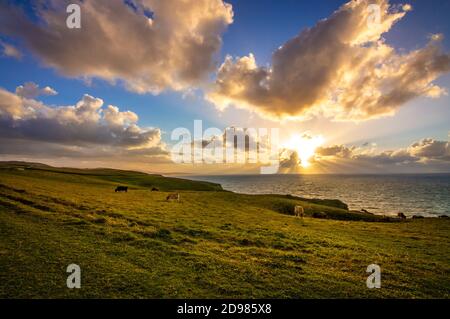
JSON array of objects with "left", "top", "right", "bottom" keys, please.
[
  {"left": 0, "top": 161, "right": 52, "bottom": 169},
  {"left": 0, "top": 161, "right": 223, "bottom": 192}
]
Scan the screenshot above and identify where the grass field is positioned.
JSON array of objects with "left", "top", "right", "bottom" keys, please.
[{"left": 0, "top": 162, "right": 449, "bottom": 298}]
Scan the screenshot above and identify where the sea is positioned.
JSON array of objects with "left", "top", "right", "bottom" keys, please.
[{"left": 185, "top": 174, "right": 450, "bottom": 217}]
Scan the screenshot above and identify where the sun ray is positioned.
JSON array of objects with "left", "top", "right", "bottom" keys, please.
[{"left": 283, "top": 134, "right": 325, "bottom": 168}]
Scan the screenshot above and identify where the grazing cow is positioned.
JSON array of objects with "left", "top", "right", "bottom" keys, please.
[
  {"left": 397, "top": 212, "right": 407, "bottom": 219},
  {"left": 115, "top": 186, "right": 128, "bottom": 193},
  {"left": 313, "top": 212, "right": 327, "bottom": 219},
  {"left": 151, "top": 187, "right": 159, "bottom": 191},
  {"left": 294, "top": 205, "right": 304, "bottom": 218},
  {"left": 412, "top": 215, "right": 424, "bottom": 219},
  {"left": 166, "top": 193, "right": 180, "bottom": 202}
]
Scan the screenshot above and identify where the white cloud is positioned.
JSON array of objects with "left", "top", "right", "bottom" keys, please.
[
  {"left": 0, "top": 87, "right": 24, "bottom": 119},
  {"left": 0, "top": 40, "right": 22, "bottom": 59},
  {"left": 103, "top": 105, "right": 139, "bottom": 127},
  {"left": 16, "top": 82, "right": 57, "bottom": 99},
  {"left": 207, "top": 0, "right": 450, "bottom": 121}
]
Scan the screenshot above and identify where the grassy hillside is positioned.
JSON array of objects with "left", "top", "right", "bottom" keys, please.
[
  {"left": 0, "top": 163, "right": 449, "bottom": 298},
  {"left": 0, "top": 161, "right": 223, "bottom": 191}
]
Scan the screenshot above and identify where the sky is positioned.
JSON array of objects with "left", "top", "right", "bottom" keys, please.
[{"left": 0, "top": 0, "right": 449, "bottom": 174}]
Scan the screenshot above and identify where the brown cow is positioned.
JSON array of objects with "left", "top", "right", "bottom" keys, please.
[{"left": 166, "top": 193, "right": 180, "bottom": 202}]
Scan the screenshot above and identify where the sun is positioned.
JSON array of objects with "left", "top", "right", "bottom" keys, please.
[{"left": 283, "top": 134, "right": 325, "bottom": 168}]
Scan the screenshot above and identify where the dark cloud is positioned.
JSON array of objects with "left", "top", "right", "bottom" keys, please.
[
  {"left": 315, "top": 139, "right": 450, "bottom": 168},
  {"left": 279, "top": 151, "right": 300, "bottom": 169},
  {"left": 0, "top": 0, "right": 233, "bottom": 93},
  {"left": 0, "top": 86, "right": 168, "bottom": 159},
  {"left": 316, "top": 145, "right": 355, "bottom": 158},
  {"left": 353, "top": 149, "right": 417, "bottom": 165},
  {"left": 409, "top": 138, "right": 450, "bottom": 161}
]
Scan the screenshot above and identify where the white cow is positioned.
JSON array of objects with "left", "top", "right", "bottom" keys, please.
[
  {"left": 294, "top": 205, "right": 304, "bottom": 218},
  {"left": 166, "top": 193, "right": 180, "bottom": 202}
]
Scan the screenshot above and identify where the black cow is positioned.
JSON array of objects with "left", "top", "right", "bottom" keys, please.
[
  {"left": 151, "top": 187, "right": 159, "bottom": 191},
  {"left": 115, "top": 186, "right": 128, "bottom": 192},
  {"left": 397, "top": 212, "right": 407, "bottom": 219}
]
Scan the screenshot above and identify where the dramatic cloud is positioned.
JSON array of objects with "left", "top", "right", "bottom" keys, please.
[
  {"left": 0, "top": 86, "right": 168, "bottom": 159},
  {"left": 0, "top": 40, "right": 22, "bottom": 59},
  {"left": 279, "top": 151, "right": 301, "bottom": 171},
  {"left": 16, "top": 82, "right": 57, "bottom": 99},
  {"left": 408, "top": 138, "right": 450, "bottom": 161},
  {"left": 0, "top": 0, "right": 233, "bottom": 93},
  {"left": 316, "top": 145, "right": 355, "bottom": 159},
  {"left": 314, "top": 139, "right": 450, "bottom": 167},
  {"left": 353, "top": 149, "right": 417, "bottom": 165},
  {"left": 207, "top": 0, "right": 450, "bottom": 121}
]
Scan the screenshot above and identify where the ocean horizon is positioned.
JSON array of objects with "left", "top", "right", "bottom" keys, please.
[{"left": 184, "top": 173, "right": 450, "bottom": 217}]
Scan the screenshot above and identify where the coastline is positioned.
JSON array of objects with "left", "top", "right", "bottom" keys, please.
[{"left": 183, "top": 174, "right": 450, "bottom": 218}]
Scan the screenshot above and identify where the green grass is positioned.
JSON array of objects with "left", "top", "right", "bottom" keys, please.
[{"left": 0, "top": 162, "right": 449, "bottom": 298}]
